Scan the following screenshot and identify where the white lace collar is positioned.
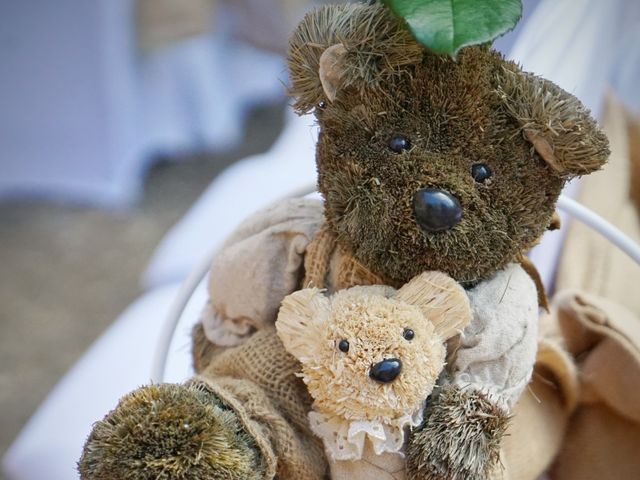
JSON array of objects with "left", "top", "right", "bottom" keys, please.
[{"left": 308, "top": 406, "right": 424, "bottom": 461}]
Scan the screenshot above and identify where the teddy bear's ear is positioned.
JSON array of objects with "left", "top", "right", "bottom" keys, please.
[
  {"left": 318, "top": 43, "right": 348, "bottom": 103},
  {"left": 496, "top": 66, "right": 609, "bottom": 178},
  {"left": 396, "top": 272, "right": 472, "bottom": 340},
  {"left": 276, "top": 288, "right": 331, "bottom": 361},
  {"left": 287, "top": 3, "right": 423, "bottom": 113}
]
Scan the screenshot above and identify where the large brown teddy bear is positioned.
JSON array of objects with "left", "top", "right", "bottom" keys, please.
[{"left": 79, "top": 3, "right": 609, "bottom": 480}]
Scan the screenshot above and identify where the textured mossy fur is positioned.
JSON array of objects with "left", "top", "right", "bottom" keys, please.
[
  {"left": 289, "top": 3, "right": 423, "bottom": 114},
  {"left": 78, "top": 383, "right": 264, "bottom": 480},
  {"left": 288, "top": 3, "right": 609, "bottom": 285},
  {"left": 405, "top": 385, "right": 510, "bottom": 480}
]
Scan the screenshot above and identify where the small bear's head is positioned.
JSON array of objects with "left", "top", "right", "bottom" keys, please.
[
  {"left": 276, "top": 272, "right": 471, "bottom": 422},
  {"left": 288, "top": 3, "right": 609, "bottom": 285}
]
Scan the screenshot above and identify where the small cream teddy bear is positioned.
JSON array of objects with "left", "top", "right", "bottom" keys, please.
[{"left": 276, "top": 271, "right": 472, "bottom": 479}]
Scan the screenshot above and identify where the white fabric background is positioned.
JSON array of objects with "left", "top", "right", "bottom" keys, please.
[{"left": 0, "top": 1, "right": 284, "bottom": 207}]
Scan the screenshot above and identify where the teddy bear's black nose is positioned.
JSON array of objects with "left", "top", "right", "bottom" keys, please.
[
  {"left": 413, "top": 188, "right": 463, "bottom": 232},
  {"left": 369, "top": 358, "right": 402, "bottom": 383}
]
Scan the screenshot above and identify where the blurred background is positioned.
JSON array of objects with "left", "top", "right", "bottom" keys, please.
[{"left": 1, "top": 0, "right": 639, "bottom": 479}]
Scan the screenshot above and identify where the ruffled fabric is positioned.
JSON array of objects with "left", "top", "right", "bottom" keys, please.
[{"left": 308, "top": 408, "right": 424, "bottom": 461}]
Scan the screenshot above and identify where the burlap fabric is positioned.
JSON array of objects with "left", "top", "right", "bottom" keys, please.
[
  {"left": 193, "top": 217, "right": 388, "bottom": 479},
  {"left": 197, "top": 328, "right": 328, "bottom": 480},
  {"left": 303, "top": 223, "right": 387, "bottom": 291}
]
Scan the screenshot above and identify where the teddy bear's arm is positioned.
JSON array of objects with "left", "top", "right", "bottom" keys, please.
[
  {"left": 407, "top": 263, "right": 538, "bottom": 480},
  {"left": 200, "top": 197, "right": 324, "bottom": 348}
]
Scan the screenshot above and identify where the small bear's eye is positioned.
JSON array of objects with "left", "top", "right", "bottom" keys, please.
[
  {"left": 389, "top": 134, "right": 411, "bottom": 153},
  {"left": 403, "top": 328, "right": 415, "bottom": 341},
  {"left": 338, "top": 339, "right": 350, "bottom": 353},
  {"left": 471, "top": 163, "right": 492, "bottom": 183}
]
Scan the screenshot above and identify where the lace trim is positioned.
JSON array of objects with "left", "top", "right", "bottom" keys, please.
[{"left": 308, "top": 408, "right": 423, "bottom": 461}]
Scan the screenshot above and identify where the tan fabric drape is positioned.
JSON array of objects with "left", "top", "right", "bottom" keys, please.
[
  {"left": 629, "top": 113, "right": 640, "bottom": 211},
  {"left": 551, "top": 291, "right": 640, "bottom": 479},
  {"left": 556, "top": 94, "right": 640, "bottom": 318},
  {"left": 501, "top": 292, "right": 640, "bottom": 480},
  {"left": 549, "top": 95, "right": 640, "bottom": 479},
  {"left": 136, "top": 0, "right": 338, "bottom": 52},
  {"left": 499, "top": 96, "right": 640, "bottom": 480},
  {"left": 137, "top": 0, "right": 214, "bottom": 51}
]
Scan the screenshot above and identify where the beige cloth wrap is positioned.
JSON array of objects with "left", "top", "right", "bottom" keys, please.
[
  {"left": 201, "top": 198, "right": 324, "bottom": 347},
  {"left": 194, "top": 198, "right": 328, "bottom": 479},
  {"left": 451, "top": 263, "right": 539, "bottom": 411}
]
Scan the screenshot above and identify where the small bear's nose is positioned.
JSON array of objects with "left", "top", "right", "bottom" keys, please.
[
  {"left": 413, "top": 188, "right": 463, "bottom": 232},
  {"left": 369, "top": 358, "right": 402, "bottom": 383}
]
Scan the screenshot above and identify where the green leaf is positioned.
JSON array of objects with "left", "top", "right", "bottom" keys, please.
[{"left": 381, "top": 0, "right": 522, "bottom": 56}]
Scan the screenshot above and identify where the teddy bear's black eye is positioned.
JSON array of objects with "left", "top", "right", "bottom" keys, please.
[
  {"left": 403, "top": 328, "right": 415, "bottom": 341},
  {"left": 389, "top": 134, "right": 411, "bottom": 153},
  {"left": 338, "top": 339, "right": 350, "bottom": 352},
  {"left": 471, "top": 163, "right": 492, "bottom": 183}
]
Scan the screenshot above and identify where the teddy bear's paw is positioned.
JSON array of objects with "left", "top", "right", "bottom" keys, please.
[
  {"left": 405, "top": 385, "right": 509, "bottom": 480},
  {"left": 78, "top": 382, "right": 265, "bottom": 480}
]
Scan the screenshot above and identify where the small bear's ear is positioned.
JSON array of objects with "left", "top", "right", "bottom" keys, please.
[
  {"left": 276, "top": 288, "right": 330, "bottom": 362},
  {"left": 496, "top": 66, "right": 609, "bottom": 178},
  {"left": 287, "top": 3, "right": 423, "bottom": 113},
  {"left": 396, "top": 272, "right": 472, "bottom": 340}
]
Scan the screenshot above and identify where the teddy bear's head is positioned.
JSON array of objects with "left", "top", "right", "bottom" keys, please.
[
  {"left": 276, "top": 271, "right": 471, "bottom": 424},
  {"left": 288, "top": 3, "right": 609, "bottom": 285}
]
